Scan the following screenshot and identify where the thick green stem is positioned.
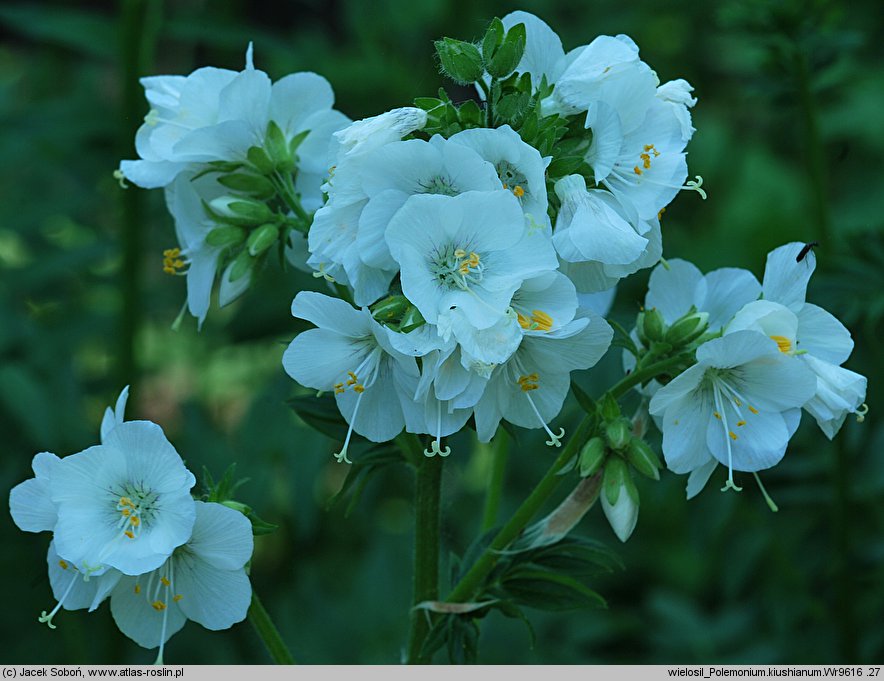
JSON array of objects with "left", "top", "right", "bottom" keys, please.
[
  {"left": 406, "top": 455, "right": 443, "bottom": 664},
  {"left": 118, "top": 0, "right": 161, "bottom": 390},
  {"left": 481, "top": 430, "right": 510, "bottom": 532},
  {"left": 446, "top": 353, "right": 691, "bottom": 603},
  {"left": 248, "top": 591, "right": 296, "bottom": 664}
]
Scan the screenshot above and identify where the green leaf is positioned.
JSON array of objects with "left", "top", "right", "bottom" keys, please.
[
  {"left": 287, "top": 393, "right": 353, "bottom": 442},
  {"left": 569, "top": 380, "right": 597, "bottom": 416},
  {"left": 217, "top": 173, "right": 276, "bottom": 198},
  {"left": 487, "top": 22, "right": 526, "bottom": 78},
  {"left": 502, "top": 568, "right": 607, "bottom": 611}
]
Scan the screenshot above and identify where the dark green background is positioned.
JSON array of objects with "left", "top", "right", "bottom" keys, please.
[{"left": 1, "top": 0, "right": 882, "bottom": 665}]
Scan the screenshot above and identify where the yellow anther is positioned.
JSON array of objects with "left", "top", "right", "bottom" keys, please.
[
  {"left": 468, "top": 252, "right": 480, "bottom": 267},
  {"left": 162, "top": 249, "right": 180, "bottom": 258},
  {"left": 748, "top": 405, "right": 759, "bottom": 415},
  {"left": 333, "top": 383, "right": 345, "bottom": 395},
  {"left": 162, "top": 247, "right": 186, "bottom": 275},
  {"left": 173, "top": 595, "right": 183, "bottom": 603},
  {"left": 119, "top": 497, "right": 134, "bottom": 507},
  {"left": 729, "top": 431, "right": 738, "bottom": 441},
  {"left": 151, "top": 601, "right": 167, "bottom": 611},
  {"left": 770, "top": 335, "right": 792, "bottom": 353},
  {"left": 454, "top": 249, "right": 466, "bottom": 258},
  {"left": 160, "top": 577, "right": 170, "bottom": 587},
  {"left": 353, "top": 384, "right": 365, "bottom": 393},
  {"left": 713, "top": 411, "right": 721, "bottom": 419},
  {"left": 134, "top": 584, "right": 141, "bottom": 594},
  {"left": 501, "top": 183, "right": 508, "bottom": 190},
  {"left": 346, "top": 372, "right": 358, "bottom": 386},
  {"left": 124, "top": 530, "right": 135, "bottom": 539},
  {"left": 640, "top": 153, "right": 651, "bottom": 169},
  {"left": 518, "top": 374, "right": 539, "bottom": 391},
  {"left": 644, "top": 144, "right": 653, "bottom": 151},
  {"left": 58, "top": 560, "right": 68, "bottom": 570},
  {"left": 459, "top": 261, "right": 470, "bottom": 275},
  {"left": 129, "top": 516, "right": 140, "bottom": 526},
  {"left": 530, "top": 309, "right": 552, "bottom": 331},
  {"left": 736, "top": 420, "right": 747, "bottom": 427},
  {"left": 121, "top": 508, "right": 131, "bottom": 517},
  {"left": 633, "top": 166, "right": 643, "bottom": 176},
  {"left": 513, "top": 185, "right": 525, "bottom": 198},
  {"left": 517, "top": 312, "right": 531, "bottom": 329},
  {"left": 657, "top": 207, "right": 666, "bottom": 220},
  {"left": 734, "top": 398, "right": 742, "bottom": 407}
]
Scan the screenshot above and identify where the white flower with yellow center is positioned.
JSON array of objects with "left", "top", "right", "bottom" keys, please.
[
  {"left": 282, "top": 291, "right": 423, "bottom": 463},
  {"left": 473, "top": 273, "right": 612, "bottom": 444},
  {"left": 48, "top": 421, "right": 197, "bottom": 576},
  {"left": 726, "top": 242, "right": 868, "bottom": 439},
  {"left": 385, "top": 190, "right": 558, "bottom": 363},
  {"left": 110, "top": 502, "right": 253, "bottom": 665},
  {"left": 649, "top": 331, "right": 817, "bottom": 492}
]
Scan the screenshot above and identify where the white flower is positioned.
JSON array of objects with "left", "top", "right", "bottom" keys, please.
[
  {"left": 282, "top": 291, "right": 423, "bottom": 463},
  {"left": 110, "top": 502, "right": 253, "bottom": 664},
  {"left": 656, "top": 78, "right": 697, "bottom": 143},
  {"left": 100, "top": 385, "right": 130, "bottom": 442},
  {"left": 329, "top": 106, "right": 428, "bottom": 163},
  {"left": 9, "top": 451, "right": 61, "bottom": 534},
  {"left": 544, "top": 34, "right": 659, "bottom": 134},
  {"left": 120, "top": 46, "right": 349, "bottom": 199},
  {"left": 385, "top": 190, "right": 558, "bottom": 362},
  {"left": 309, "top": 136, "right": 502, "bottom": 306},
  {"left": 499, "top": 11, "right": 567, "bottom": 88},
  {"left": 553, "top": 174, "right": 657, "bottom": 292},
  {"left": 646, "top": 258, "right": 761, "bottom": 331},
  {"left": 49, "top": 421, "right": 197, "bottom": 576},
  {"left": 648, "top": 331, "right": 817, "bottom": 491},
  {"left": 473, "top": 274, "right": 613, "bottom": 444},
  {"left": 449, "top": 124, "right": 552, "bottom": 230},
  {"left": 728, "top": 242, "right": 868, "bottom": 438}
]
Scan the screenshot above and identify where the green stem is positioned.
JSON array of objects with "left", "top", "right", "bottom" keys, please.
[
  {"left": 118, "top": 0, "right": 161, "bottom": 390},
  {"left": 478, "top": 78, "right": 494, "bottom": 127},
  {"left": 446, "top": 353, "right": 691, "bottom": 603},
  {"left": 406, "top": 455, "right": 443, "bottom": 664},
  {"left": 481, "top": 430, "right": 510, "bottom": 532},
  {"left": 248, "top": 591, "right": 296, "bottom": 664}
]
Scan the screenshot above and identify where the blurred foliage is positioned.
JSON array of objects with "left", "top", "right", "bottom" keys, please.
[{"left": 1, "top": 0, "right": 882, "bottom": 665}]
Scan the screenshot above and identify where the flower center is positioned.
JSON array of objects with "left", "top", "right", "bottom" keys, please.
[
  {"left": 430, "top": 244, "right": 485, "bottom": 291},
  {"left": 497, "top": 161, "right": 528, "bottom": 199},
  {"left": 517, "top": 309, "right": 553, "bottom": 332},
  {"left": 633, "top": 143, "right": 660, "bottom": 176},
  {"left": 112, "top": 484, "right": 159, "bottom": 539},
  {"left": 162, "top": 247, "right": 186, "bottom": 275},
  {"left": 769, "top": 335, "right": 792, "bottom": 353},
  {"left": 419, "top": 175, "right": 459, "bottom": 196}
]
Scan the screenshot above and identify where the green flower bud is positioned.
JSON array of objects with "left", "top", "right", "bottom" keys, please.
[
  {"left": 482, "top": 18, "right": 504, "bottom": 63},
  {"left": 217, "top": 172, "right": 276, "bottom": 199},
  {"left": 578, "top": 437, "right": 606, "bottom": 478},
  {"left": 247, "top": 223, "right": 279, "bottom": 256},
  {"left": 228, "top": 250, "right": 256, "bottom": 283},
  {"left": 209, "top": 196, "right": 275, "bottom": 226},
  {"left": 400, "top": 305, "right": 426, "bottom": 333},
  {"left": 435, "top": 38, "right": 485, "bottom": 85},
  {"left": 665, "top": 310, "right": 710, "bottom": 347},
  {"left": 486, "top": 22, "right": 526, "bottom": 79},
  {"left": 246, "top": 145, "right": 275, "bottom": 175},
  {"left": 371, "top": 295, "right": 411, "bottom": 321},
  {"left": 636, "top": 311, "right": 649, "bottom": 347},
  {"left": 605, "top": 419, "right": 632, "bottom": 452},
  {"left": 626, "top": 438, "right": 662, "bottom": 481},
  {"left": 640, "top": 307, "right": 666, "bottom": 343},
  {"left": 599, "top": 393, "right": 621, "bottom": 422},
  {"left": 205, "top": 225, "right": 247, "bottom": 248},
  {"left": 603, "top": 456, "right": 629, "bottom": 507}
]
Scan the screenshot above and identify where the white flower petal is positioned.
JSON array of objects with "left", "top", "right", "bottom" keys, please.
[
  {"left": 187, "top": 502, "right": 253, "bottom": 571},
  {"left": 762, "top": 242, "right": 815, "bottom": 311},
  {"left": 796, "top": 303, "right": 853, "bottom": 365}
]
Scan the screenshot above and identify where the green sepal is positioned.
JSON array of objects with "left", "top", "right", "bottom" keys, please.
[
  {"left": 217, "top": 172, "right": 276, "bottom": 198},
  {"left": 487, "top": 22, "right": 526, "bottom": 79},
  {"left": 626, "top": 438, "right": 662, "bottom": 481},
  {"left": 205, "top": 225, "right": 247, "bottom": 248},
  {"left": 603, "top": 456, "right": 629, "bottom": 506},
  {"left": 265, "top": 120, "right": 293, "bottom": 171},
  {"left": 228, "top": 249, "right": 256, "bottom": 283},
  {"left": 246, "top": 145, "right": 275, "bottom": 175},
  {"left": 641, "top": 307, "right": 667, "bottom": 343},
  {"left": 288, "top": 129, "right": 310, "bottom": 158},
  {"left": 399, "top": 305, "right": 426, "bottom": 333},
  {"left": 578, "top": 437, "right": 606, "bottom": 478},
  {"left": 482, "top": 17, "right": 505, "bottom": 63},
  {"left": 371, "top": 295, "right": 410, "bottom": 322},
  {"left": 247, "top": 223, "right": 279, "bottom": 256},
  {"left": 605, "top": 419, "right": 632, "bottom": 452},
  {"left": 599, "top": 393, "right": 621, "bottom": 422}
]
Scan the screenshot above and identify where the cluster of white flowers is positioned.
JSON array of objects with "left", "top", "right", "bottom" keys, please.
[
  {"left": 8, "top": 388, "right": 254, "bottom": 663},
  {"left": 644, "top": 243, "right": 868, "bottom": 498},
  {"left": 281, "top": 11, "right": 714, "bottom": 461}
]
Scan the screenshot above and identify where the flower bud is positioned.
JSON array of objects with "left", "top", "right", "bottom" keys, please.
[
  {"left": 599, "top": 393, "right": 621, "bottom": 422},
  {"left": 247, "top": 223, "right": 279, "bottom": 256},
  {"left": 600, "top": 474, "right": 639, "bottom": 543},
  {"left": 486, "top": 22, "right": 526, "bottom": 79},
  {"left": 371, "top": 295, "right": 411, "bottom": 322},
  {"left": 435, "top": 38, "right": 484, "bottom": 85},
  {"left": 640, "top": 307, "right": 666, "bottom": 343},
  {"left": 209, "top": 196, "right": 275, "bottom": 226},
  {"left": 665, "top": 310, "right": 709, "bottom": 347},
  {"left": 228, "top": 250, "right": 256, "bottom": 283},
  {"left": 626, "top": 438, "right": 662, "bottom": 481},
  {"left": 603, "top": 456, "right": 628, "bottom": 506},
  {"left": 605, "top": 419, "right": 631, "bottom": 452},
  {"left": 205, "top": 225, "right": 247, "bottom": 248},
  {"left": 578, "top": 437, "right": 606, "bottom": 477}
]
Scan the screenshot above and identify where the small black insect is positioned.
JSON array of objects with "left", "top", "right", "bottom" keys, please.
[{"left": 796, "top": 241, "right": 819, "bottom": 263}]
